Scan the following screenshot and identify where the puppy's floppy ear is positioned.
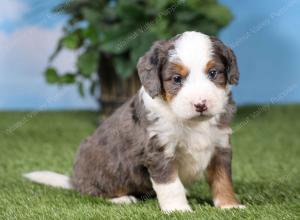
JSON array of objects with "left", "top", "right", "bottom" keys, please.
[
  {"left": 210, "top": 37, "right": 240, "bottom": 85},
  {"left": 137, "top": 40, "right": 171, "bottom": 98}
]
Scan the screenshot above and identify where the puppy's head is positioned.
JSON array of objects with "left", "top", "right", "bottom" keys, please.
[{"left": 137, "top": 31, "right": 239, "bottom": 120}]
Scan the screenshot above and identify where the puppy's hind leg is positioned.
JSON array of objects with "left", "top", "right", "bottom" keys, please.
[{"left": 109, "top": 196, "right": 138, "bottom": 204}]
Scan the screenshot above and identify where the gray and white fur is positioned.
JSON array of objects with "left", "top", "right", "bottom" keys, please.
[{"left": 24, "top": 31, "right": 244, "bottom": 212}]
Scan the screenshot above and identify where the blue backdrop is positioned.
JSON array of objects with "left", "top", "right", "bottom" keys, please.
[{"left": 220, "top": 0, "right": 300, "bottom": 104}]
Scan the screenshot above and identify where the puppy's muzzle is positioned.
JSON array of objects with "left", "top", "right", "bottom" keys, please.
[{"left": 194, "top": 100, "right": 208, "bottom": 113}]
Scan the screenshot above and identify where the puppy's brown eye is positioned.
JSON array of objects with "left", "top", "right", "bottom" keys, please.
[
  {"left": 208, "top": 69, "right": 218, "bottom": 80},
  {"left": 173, "top": 75, "right": 182, "bottom": 84}
]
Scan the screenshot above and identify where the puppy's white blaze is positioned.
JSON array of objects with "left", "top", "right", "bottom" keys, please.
[
  {"left": 172, "top": 31, "right": 213, "bottom": 71},
  {"left": 169, "top": 31, "right": 228, "bottom": 120},
  {"left": 151, "top": 177, "right": 192, "bottom": 212},
  {"left": 23, "top": 171, "right": 73, "bottom": 189}
]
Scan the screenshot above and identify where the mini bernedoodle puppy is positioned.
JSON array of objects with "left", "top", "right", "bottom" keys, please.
[{"left": 25, "top": 31, "right": 245, "bottom": 212}]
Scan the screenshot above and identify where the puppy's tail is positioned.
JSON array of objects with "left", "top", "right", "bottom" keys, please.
[{"left": 23, "top": 171, "right": 73, "bottom": 189}]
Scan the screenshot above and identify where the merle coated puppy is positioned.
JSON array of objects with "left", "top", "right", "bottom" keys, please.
[{"left": 24, "top": 31, "right": 244, "bottom": 212}]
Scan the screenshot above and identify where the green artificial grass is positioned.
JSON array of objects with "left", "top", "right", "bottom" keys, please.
[{"left": 0, "top": 106, "right": 300, "bottom": 219}]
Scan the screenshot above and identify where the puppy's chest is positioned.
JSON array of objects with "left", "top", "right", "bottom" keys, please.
[
  {"left": 148, "top": 117, "right": 229, "bottom": 186},
  {"left": 176, "top": 125, "right": 216, "bottom": 186}
]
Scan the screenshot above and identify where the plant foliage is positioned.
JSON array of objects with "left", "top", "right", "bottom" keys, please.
[{"left": 45, "top": 0, "right": 232, "bottom": 97}]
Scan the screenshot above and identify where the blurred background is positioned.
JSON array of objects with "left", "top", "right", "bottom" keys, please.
[{"left": 0, "top": 0, "right": 299, "bottom": 112}]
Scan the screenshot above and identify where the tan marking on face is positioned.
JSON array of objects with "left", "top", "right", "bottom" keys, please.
[
  {"left": 205, "top": 60, "right": 216, "bottom": 74},
  {"left": 173, "top": 63, "right": 189, "bottom": 78},
  {"left": 162, "top": 63, "right": 189, "bottom": 103},
  {"left": 205, "top": 59, "right": 227, "bottom": 89},
  {"left": 164, "top": 93, "right": 173, "bottom": 103}
]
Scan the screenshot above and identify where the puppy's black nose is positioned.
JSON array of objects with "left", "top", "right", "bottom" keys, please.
[{"left": 194, "top": 103, "right": 208, "bottom": 113}]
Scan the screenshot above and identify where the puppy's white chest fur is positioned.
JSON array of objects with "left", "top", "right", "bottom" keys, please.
[
  {"left": 151, "top": 116, "right": 230, "bottom": 186},
  {"left": 175, "top": 123, "right": 217, "bottom": 186},
  {"left": 142, "top": 89, "right": 231, "bottom": 186}
]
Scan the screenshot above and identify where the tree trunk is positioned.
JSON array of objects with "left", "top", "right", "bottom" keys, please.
[{"left": 97, "top": 52, "right": 140, "bottom": 115}]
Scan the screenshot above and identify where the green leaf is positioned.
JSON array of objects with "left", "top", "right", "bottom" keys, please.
[
  {"left": 82, "top": 25, "right": 98, "bottom": 44},
  {"left": 59, "top": 73, "right": 76, "bottom": 84},
  {"left": 78, "top": 82, "right": 85, "bottom": 97},
  {"left": 49, "top": 39, "right": 63, "bottom": 62},
  {"left": 45, "top": 67, "right": 59, "bottom": 84},
  {"left": 77, "top": 49, "right": 99, "bottom": 77},
  {"left": 175, "top": 11, "right": 199, "bottom": 22},
  {"left": 82, "top": 7, "right": 102, "bottom": 25},
  {"left": 197, "top": 5, "right": 233, "bottom": 27},
  {"left": 62, "top": 30, "right": 82, "bottom": 49},
  {"left": 100, "top": 24, "right": 135, "bottom": 54},
  {"left": 89, "top": 80, "right": 97, "bottom": 95},
  {"left": 116, "top": 1, "right": 147, "bottom": 21},
  {"left": 149, "top": 18, "right": 169, "bottom": 38},
  {"left": 149, "top": 0, "right": 169, "bottom": 11}
]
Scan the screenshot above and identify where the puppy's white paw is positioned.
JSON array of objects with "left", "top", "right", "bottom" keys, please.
[
  {"left": 220, "top": 204, "right": 246, "bottom": 209},
  {"left": 110, "top": 196, "right": 137, "bottom": 204},
  {"left": 161, "top": 204, "right": 192, "bottom": 213}
]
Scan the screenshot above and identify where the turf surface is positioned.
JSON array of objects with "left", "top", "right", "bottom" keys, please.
[{"left": 0, "top": 106, "right": 300, "bottom": 219}]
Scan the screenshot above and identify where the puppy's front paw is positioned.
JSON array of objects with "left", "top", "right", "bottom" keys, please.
[{"left": 161, "top": 203, "right": 192, "bottom": 213}]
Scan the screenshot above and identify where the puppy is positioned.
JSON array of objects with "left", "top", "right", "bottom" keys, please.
[{"left": 24, "top": 31, "right": 244, "bottom": 212}]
